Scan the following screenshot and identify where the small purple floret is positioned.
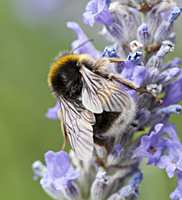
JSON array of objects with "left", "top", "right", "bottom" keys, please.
[
  {"left": 168, "top": 6, "right": 182, "bottom": 22},
  {"left": 40, "top": 150, "right": 80, "bottom": 190},
  {"left": 46, "top": 101, "right": 60, "bottom": 120},
  {"left": 83, "top": 0, "right": 113, "bottom": 27}
]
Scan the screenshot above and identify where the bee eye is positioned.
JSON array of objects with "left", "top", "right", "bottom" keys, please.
[{"left": 76, "top": 63, "right": 81, "bottom": 68}]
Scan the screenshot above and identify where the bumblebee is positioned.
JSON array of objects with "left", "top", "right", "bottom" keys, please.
[{"left": 48, "top": 48, "right": 163, "bottom": 161}]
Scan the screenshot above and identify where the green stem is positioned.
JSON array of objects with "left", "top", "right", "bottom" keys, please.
[{"left": 141, "top": 12, "right": 147, "bottom": 24}]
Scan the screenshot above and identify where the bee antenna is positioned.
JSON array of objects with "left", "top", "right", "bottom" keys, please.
[{"left": 70, "top": 38, "right": 94, "bottom": 54}]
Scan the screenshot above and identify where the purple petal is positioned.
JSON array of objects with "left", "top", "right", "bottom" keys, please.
[
  {"left": 83, "top": 12, "right": 95, "bottom": 27},
  {"left": 166, "top": 163, "right": 176, "bottom": 178},
  {"left": 169, "top": 187, "right": 182, "bottom": 200},
  {"left": 141, "top": 135, "right": 151, "bottom": 149},
  {"left": 45, "top": 150, "right": 70, "bottom": 178},
  {"left": 94, "top": 0, "right": 113, "bottom": 26},
  {"left": 66, "top": 22, "right": 99, "bottom": 59},
  {"left": 163, "top": 123, "right": 181, "bottom": 144},
  {"left": 134, "top": 145, "right": 148, "bottom": 158},
  {"left": 83, "top": 0, "right": 113, "bottom": 27},
  {"left": 46, "top": 101, "right": 60, "bottom": 120},
  {"left": 65, "top": 166, "right": 80, "bottom": 180},
  {"left": 163, "top": 68, "right": 182, "bottom": 106},
  {"left": 176, "top": 171, "right": 182, "bottom": 187},
  {"left": 131, "top": 65, "right": 146, "bottom": 87},
  {"left": 120, "top": 60, "right": 135, "bottom": 80},
  {"left": 53, "top": 177, "right": 68, "bottom": 190},
  {"left": 157, "top": 155, "right": 169, "bottom": 169},
  {"left": 40, "top": 173, "right": 54, "bottom": 186}
]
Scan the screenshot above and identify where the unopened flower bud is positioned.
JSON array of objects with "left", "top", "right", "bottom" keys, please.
[
  {"left": 32, "top": 161, "right": 48, "bottom": 180},
  {"left": 161, "top": 105, "right": 182, "bottom": 115},
  {"left": 62, "top": 181, "right": 82, "bottom": 200},
  {"left": 101, "top": 46, "right": 120, "bottom": 58},
  {"left": 130, "top": 40, "right": 143, "bottom": 53},
  {"left": 137, "top": 23, "right": 152, "bottom": 46},
  {"left": 146, "top": 84, "right": 162, "bottom": 94},
  {"left": 119, "top": 184, "right": 139, "bottom": 198},
  {"left": 157, "top": 67, "right": 180, "bottom": 86},
  {"left": 157, "top": 40, "right": 174, "bottom": 57},
  {"left": 146, "top": 0, "right": 158, "bottom": 5},
  {"left": 128, "top": 172, "right": 143, "bottom": 185},
  {"left": 144, "top": 67, "right": 159, "bottom": 85},
  {"left": 131, "top": 0, "right": 144, "bottom": 5},
  {"left": 136, "top": 109, "right": 151, "bottom": 127},
  {"left": 107, "top": 144, "right": 124, "bottom": 165},
  {"left": 137, "top": 93, "right": 153, "bottom": 109},
  {"left": 144, "top": 108, "right": 165, "bottom": 127},
  {"left": 90, "top": 171, "right": 109, "bottom": 200},
  {"left": 162, "top": 57, "right": 181, "bottom": 71},
  {"left": 42, "top": 184, "right": 65, "bottom": 200},
  {"left": 146, "top": 55, "right": 163, "bottom": 70},
  {"left": 168, "top": 6, "right": 182, "bottom": 22},
  {"left": 106, "top": 13, "right": 129, "bottom": 44},
  {"left": 146, "top": 8, "right": 162, "bottom": 37},
  {"left": 168, "top": 32, "right": 177, "bottom": 44},
  {"left": 157, "top": 0, "right": 177, "bottom": 13},
  {"left": 154, "top": 20, "right": 174, "bottom": 44},
  {"left": 127, "top": 52, "right": 143, "bottom": 65},
  {"left": 122, "top": 10, "right": 140, "bottom": 39}
]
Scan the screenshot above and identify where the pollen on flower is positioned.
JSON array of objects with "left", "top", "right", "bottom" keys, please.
[{"left": 150, "top": 146, "right": 156, "bottom": 152}]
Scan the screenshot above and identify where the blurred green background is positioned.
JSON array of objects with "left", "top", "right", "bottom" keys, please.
[{"left": 0, "top": 0, "right": 182, "bottom": 199}]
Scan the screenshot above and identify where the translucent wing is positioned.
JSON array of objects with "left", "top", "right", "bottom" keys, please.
[
  {"left": 80, "top": 66, "right": 132, "bottom": 114},
  {"left": 59, "top": 97, "right": 95, "bottom": 161}
]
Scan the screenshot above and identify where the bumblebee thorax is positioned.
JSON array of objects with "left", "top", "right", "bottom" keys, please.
[{"left": 48, "top": 54, "right": 93, "bottom": 98}]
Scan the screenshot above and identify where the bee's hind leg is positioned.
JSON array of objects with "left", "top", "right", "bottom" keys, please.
[{"left": 108, "top": 73, "right": 164, "bottom": 104}]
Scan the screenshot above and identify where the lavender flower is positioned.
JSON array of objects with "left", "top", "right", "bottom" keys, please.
[
  {"left": 46, "top": 101, "right": 60, "bottom": 120},
  {"left": 40, "top": 150, "right": 80, "bottom": 190},
  {"left": 168, "top": 6, "right": 182, "bottom": 22},
  {"left": 83, "top": 0, "right": 113, "bottom": 27},
  {"left": 33, "top": 1, "right": 182, "bottom": 199},
  {"left": 66, "top": 21, "right": 100, "bottom": 59},
  {"left": 135, "top": 124, "right": 167, "bottom": 165},
  {"left": 137, "top": 23, "right": 152, "bottom": 46},
  {"left": 170, "top": 171, "right": 182, "bottom": 200}
]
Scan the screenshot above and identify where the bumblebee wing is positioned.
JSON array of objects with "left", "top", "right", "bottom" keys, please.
[
  {"left": 59, "top": 98, "right": 95, "bottom": 161},
  {"left": 80, "top": 66, "right": 131, "bottom": 113}
]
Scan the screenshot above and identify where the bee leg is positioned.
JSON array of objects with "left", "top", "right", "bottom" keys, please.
[
  {"left": 61, "top": 132, "right": 67, "bottom": 150},
  {"left": 108, "top": 73, "right": 164, "bottom": 104}
]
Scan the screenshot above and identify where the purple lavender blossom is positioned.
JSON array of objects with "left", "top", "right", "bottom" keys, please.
[
  {"left": 168, "top": 6, "right": 182, "bottom": 22},
  {"left": 127, "top": 52, "right": 143, "bottom": 65},
  {"left": 135, "top": 124, "right": 167, "bottom": 165},
  {"left": 101, "top": 46, "right": 120, "bottom": 58},
  {"left": 163, "top": 68, "right": 182, "bottom": 106},
  {"left": 66, "top": 21, "right": 100, "bottom": 59},
  {"left": 169, "top": 171, "right": 182, "bottom": 200},
  {"left": 83, "top": 0, "right": 113, "bottom": 27},
  {"left": 157, "top": 139, "right": 182, "bottom": 178},
  {"left": 161, "top": 105, "right": 182, "bottom": 115},
  {"left": 137, "top": 23, "right": 152, "bottom": 46},
  {"left": 154, "top": 20, "right": 174, "bottom": 44},
  {"left": 45, "top": 101, "right": 60, "bottom": 120},
  {"left": 120, "top": 60, "right": 146, "bottom": 100},
  {"left": 40, "top": 150, "right": 80, "bottom": 190}
]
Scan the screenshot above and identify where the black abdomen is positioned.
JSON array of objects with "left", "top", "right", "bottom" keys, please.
[{"left": 93, "top": 111, "right": 122, "bottom": 136}]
